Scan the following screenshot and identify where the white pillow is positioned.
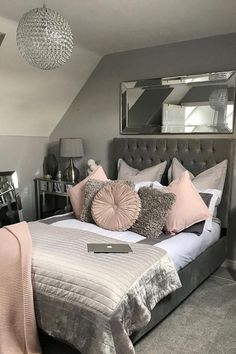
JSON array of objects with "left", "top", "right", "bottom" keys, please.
[
  {"left": 117, "top": 159, "right": 167, "bottom": 183},
  {"left": 134, "top": 181, "right": 154, "bottom": 192},
  {"left": 152, "top": 181, "right": 163, "bottom": 189},
  {"left": 198, "top": 189, "right": 221, "bottom": 231}
]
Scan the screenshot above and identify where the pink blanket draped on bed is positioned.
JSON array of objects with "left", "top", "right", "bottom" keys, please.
[{"left": 0, "top": 221, "right": 41, "bottom": 354}]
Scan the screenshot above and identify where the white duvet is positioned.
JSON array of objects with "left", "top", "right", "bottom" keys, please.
[{"left": 51, "top": 215, "right": 221, "bottom": 271}]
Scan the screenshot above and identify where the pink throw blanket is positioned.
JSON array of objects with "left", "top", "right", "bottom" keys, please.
[{"left": 0, "top": 222, "right": 41, "bottom": 354}]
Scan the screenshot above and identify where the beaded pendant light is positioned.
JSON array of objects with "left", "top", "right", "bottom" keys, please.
[
  {"left": 209, "top": 88, "right": 228, "bottom": 111},
  {"left": 16, "top": 5, "right": 73, "bottom": 70}
]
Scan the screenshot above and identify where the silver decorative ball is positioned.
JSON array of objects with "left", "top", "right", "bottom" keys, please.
[
  {"left": 16, "top": 6, "right": 73, "bottom": 70},
  {"left": 209, "top": 88, "right": 228, "bottom": 111}
]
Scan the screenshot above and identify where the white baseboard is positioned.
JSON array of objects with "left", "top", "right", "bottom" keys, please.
[{"left": 222, "top": 259, "right": 236, "bottom": 270}]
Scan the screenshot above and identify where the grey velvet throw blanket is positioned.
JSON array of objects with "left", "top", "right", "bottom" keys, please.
[{"left": 29, "top": 221, "right": 181, "bottom": 354}]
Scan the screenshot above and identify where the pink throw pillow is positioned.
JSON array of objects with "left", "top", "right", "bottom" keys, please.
[
  {"left": 68, "top": 166, "right": 108, "bottom": 218},
  {"left": 164, "top": 171, "right": 211, "bottom": 234},
  {"left": 92, "top": 183, "right": 141, "bottom": 231}
]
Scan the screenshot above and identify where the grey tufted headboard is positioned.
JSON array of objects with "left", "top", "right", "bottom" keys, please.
[{"left": 111, "top": 138, "right": 235, "bottom": 228}]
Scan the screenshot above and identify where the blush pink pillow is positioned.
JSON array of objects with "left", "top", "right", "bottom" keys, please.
[
  {"left": 164, "top": 171, "right": 211, "bottom": 234},
  {"left": 92, "top": 183, "right": 141, "bottom": 231},
  {"left": 68, "top": 166, "right": 108, "bottom": 219}
]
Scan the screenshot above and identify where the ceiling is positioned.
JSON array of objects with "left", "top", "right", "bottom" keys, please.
[{"left": 1, "top": 0, "right": 236, "bottom": 55}]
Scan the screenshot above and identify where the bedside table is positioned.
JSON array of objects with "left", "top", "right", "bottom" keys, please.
[{"left": 34, "top": 178, "right": 76, "bottom": 219}]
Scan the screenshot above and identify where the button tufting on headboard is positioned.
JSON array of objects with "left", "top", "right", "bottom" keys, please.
[{"left": 111, "top": 138, "right": 235, "bottom": 229}]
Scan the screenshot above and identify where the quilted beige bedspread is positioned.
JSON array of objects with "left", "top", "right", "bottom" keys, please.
[{"left": 29, "top": 221, "right": 181, "bottom": 354}]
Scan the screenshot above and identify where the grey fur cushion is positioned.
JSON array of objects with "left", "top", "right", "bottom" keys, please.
[
  {"left": 131, "top": 187, "right": 176, "bottom": 239},
  {"left": 80, "top": 179, "right": 134, "bottom": 223}
]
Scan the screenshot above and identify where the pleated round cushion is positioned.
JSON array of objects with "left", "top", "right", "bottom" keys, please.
[{"left": 91, "top": 182, "right": 141, "bottom": 231}]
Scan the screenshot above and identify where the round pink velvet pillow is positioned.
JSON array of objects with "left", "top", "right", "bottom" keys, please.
[{"left": 91, "top": 182, "right": 141, "bottom": 231}]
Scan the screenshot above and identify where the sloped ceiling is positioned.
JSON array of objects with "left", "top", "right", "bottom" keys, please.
[{"left": 0, "top": 16, "right": 100, "bottom": 137}]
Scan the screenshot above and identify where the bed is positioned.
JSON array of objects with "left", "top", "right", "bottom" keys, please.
[{"left": 38, "top": 138, "right": 234, "bottom": 353}]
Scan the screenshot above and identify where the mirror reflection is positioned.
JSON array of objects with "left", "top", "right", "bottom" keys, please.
[
  {"left": 0, "top": 171, "right": 23, "bottom": 227},
  {"left": 121, "top": 71, "right": 235, "bottom": 134}
]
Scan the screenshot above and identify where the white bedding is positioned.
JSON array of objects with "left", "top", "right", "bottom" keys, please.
[{"left": 50, "top": 215, "right": 221, "bottom": 271}]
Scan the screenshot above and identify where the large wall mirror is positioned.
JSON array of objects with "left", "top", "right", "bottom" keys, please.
[{"left": 121, "top": 71, "right": 236, "bottom": 134}]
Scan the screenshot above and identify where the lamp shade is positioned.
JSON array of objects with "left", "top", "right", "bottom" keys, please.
[{"left": 60, "top": 138, "right": 84, "bottom": 158}]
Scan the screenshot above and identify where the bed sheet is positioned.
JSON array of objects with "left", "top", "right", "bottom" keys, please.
[{"left": 50, "top": 214, "right": 221, "bottom": 271}]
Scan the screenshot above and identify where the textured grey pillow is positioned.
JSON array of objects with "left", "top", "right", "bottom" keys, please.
[
  {"left": 80, "top": 180, "right": 108, "bottom": 223},
  {"left": 80, "top": 179, "right": 134, "bottom": 223},
  {"left": 131, "top": 187, "right": 176, "bottom": 239},
  {"left": 117, "top": 158, "right": 167, "bottom": 183}
]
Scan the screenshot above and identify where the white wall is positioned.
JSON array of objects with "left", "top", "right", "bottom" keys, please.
[{"left": 0, "top": 16, "right": 101, "bottom": 136}]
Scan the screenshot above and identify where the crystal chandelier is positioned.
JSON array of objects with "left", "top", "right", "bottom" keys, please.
[
  {"left": 16, "top": 5, "right": 73, "bottom": 70},
  {"left": 209, "top": 88, "right": 228, "bottom": 111}
]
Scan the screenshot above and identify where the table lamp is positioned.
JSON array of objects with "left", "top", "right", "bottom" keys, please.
[{"left": 59, "top": 138, "right": 84, "bottom": 182}]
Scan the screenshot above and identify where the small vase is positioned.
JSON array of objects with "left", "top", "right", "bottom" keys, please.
[
  {"left": 56, "top": 170, "right": 62, "bottom": 181},
  {"left": 43, "top": 154, "right": 58, "bottom": 179}
]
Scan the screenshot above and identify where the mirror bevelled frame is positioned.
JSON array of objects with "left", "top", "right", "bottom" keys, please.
[{"left": 120, "top": 71, "right": 236, "bottom": 134}]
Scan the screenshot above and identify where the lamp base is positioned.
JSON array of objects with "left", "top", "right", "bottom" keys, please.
[{"left": 63, "top": 158, "right": 79, "bottom": 183}]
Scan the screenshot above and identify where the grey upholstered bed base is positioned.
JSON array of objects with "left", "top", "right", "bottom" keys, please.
[
  {"left": 131, "top": 235, "right": 227, "bottom": 344},
  {"left": 39, "top": 138, "right": 234, "bottom": 353}
]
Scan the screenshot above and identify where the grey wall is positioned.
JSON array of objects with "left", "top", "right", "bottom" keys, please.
[
  {"left": 50, "top": 32, "right": 236, "bottom": 260},
  {"left": 0, "top": 136, "right": 48, "bottom": 221}
]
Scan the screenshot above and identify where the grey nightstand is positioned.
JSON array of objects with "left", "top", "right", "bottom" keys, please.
[{"left": 34, "top": 178, "right": 75, "bottom": 219}]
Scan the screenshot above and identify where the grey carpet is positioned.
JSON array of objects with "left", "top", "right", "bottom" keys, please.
[
  {"left": 40, "top": 271, "right": 236, "bottom": 354},
  {"left": 135, "top": 274, "right": 236, "bottom": 354}
]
